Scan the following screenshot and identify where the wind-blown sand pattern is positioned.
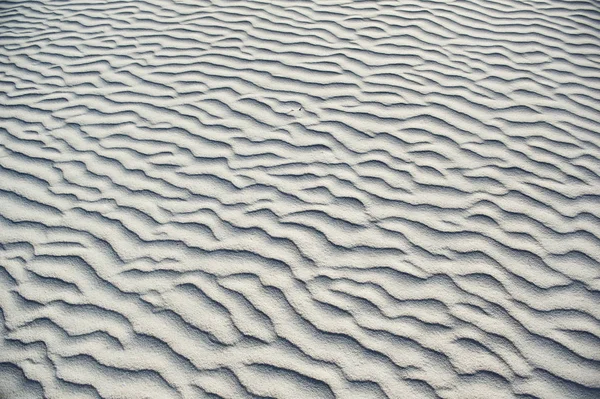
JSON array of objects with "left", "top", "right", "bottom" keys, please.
[{"left": 1, "top": 0, "right": 600, "bottom": 397}]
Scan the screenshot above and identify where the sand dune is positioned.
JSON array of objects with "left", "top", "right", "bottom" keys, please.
[{"left": 1, "top": 0, "right": 600, "bottom": 397}]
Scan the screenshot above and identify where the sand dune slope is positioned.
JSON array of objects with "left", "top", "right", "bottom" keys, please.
[{"left": 1, "top": 0, "right": 600, "bottom": 398}]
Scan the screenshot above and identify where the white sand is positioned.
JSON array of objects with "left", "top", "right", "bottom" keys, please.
[{"left": 1, "top": 0, "right": 600, "bottom": 398}]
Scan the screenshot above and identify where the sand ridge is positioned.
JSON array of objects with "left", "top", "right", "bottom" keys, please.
[{"left": 1, "top": 0, "right": 600, "bottom": 398}]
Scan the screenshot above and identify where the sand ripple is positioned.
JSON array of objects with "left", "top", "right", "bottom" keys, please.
[{"left": 1, "top": 0, "right": 600, "bottom": 397}]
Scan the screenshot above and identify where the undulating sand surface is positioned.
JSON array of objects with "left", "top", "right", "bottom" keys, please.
[{"left": 1, "top": 0, "right": 600, "bottom": 398}]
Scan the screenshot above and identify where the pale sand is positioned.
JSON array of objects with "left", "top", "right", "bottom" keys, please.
[{"left": 1, "top": 0, "right": 600, "bottom": 398}]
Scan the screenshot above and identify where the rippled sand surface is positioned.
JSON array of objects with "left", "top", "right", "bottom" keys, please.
[{"left": 1, "top": 0, "right": 600, "bottom": 398}]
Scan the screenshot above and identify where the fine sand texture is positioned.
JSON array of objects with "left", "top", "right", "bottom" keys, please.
[{"left": 1, "top": 0, "right": 600, "bottom": 398}]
